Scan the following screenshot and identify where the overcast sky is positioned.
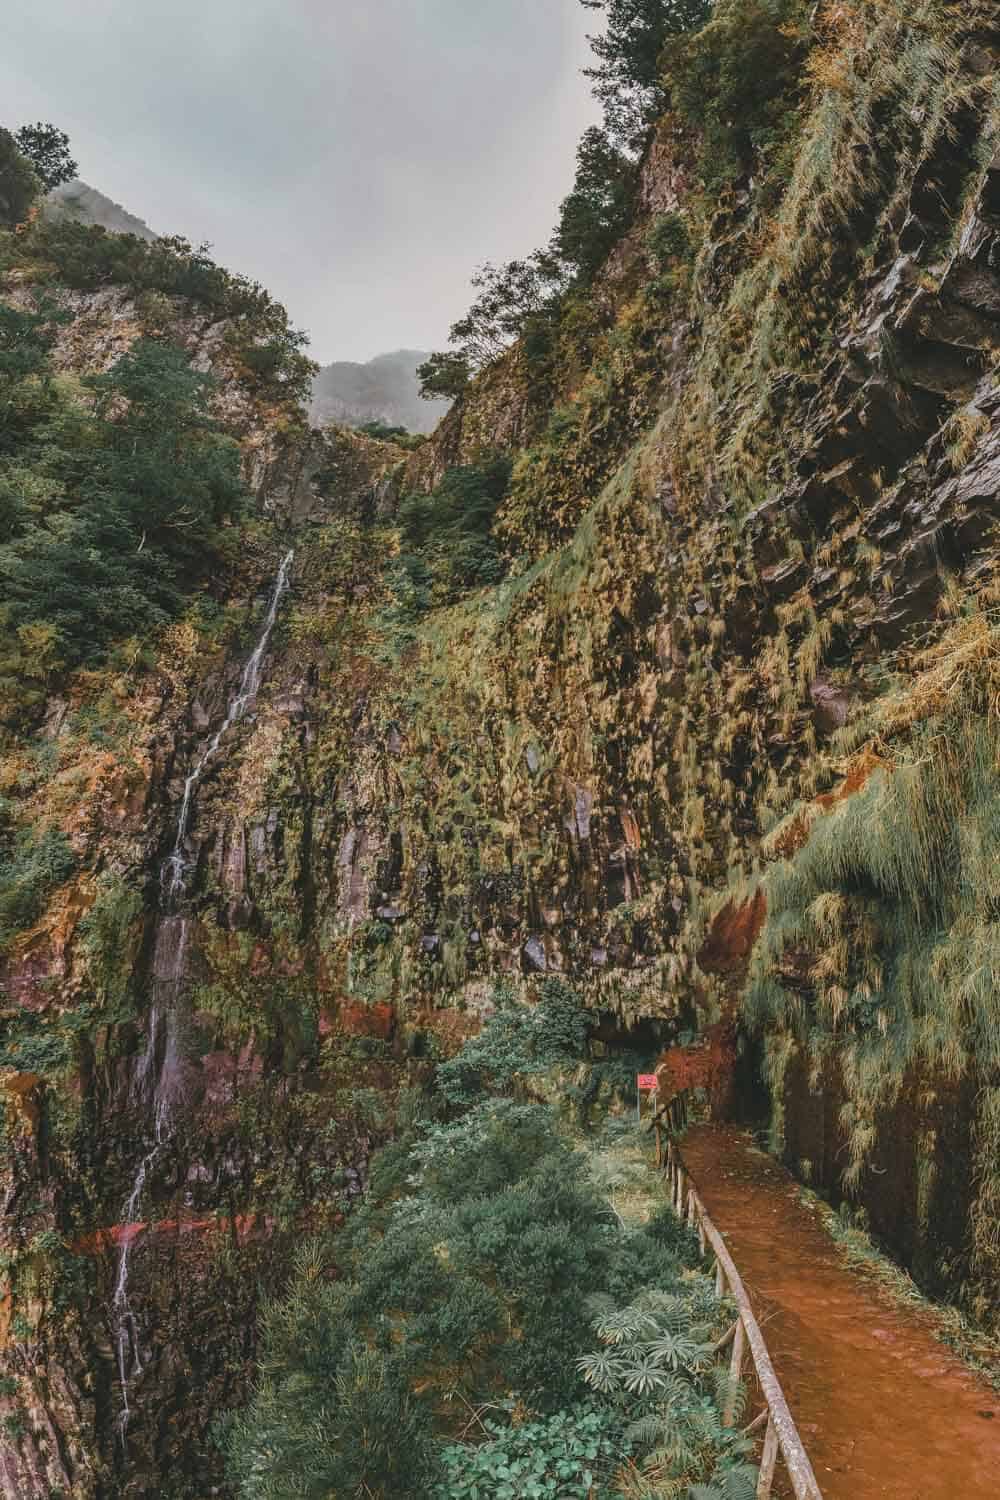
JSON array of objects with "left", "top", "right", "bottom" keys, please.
[{"left": 1, "top": 1, "right": 600, "bottom": 363}]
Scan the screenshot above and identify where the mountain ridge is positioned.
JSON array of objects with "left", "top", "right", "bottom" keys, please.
[{"left": 308, "top": 347, "right": 451, "bottom": 434}]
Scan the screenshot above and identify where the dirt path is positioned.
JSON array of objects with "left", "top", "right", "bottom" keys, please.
[{"left": 680, "top": 1124, "right": 1000, "bottom": 1499}]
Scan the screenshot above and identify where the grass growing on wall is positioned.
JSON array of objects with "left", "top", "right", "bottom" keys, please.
[{"left": 744, "top": 599, "right": 1000, "bottom": 1313}]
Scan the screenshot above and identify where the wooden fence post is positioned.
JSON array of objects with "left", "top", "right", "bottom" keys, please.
[
  {"left": 724, "top": 1317, "right": 746, "bottom": 1426},
  {"left": 662, "top": 1129, "right": 825, "bottom": 1500},
  {"left": 756, "top": 1414, "right": 779, "bottom": 1498}
]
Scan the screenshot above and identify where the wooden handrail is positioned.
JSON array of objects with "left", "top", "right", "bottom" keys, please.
[{"left": 659, "top": 1094, "right": 824, "bottom": 1500}]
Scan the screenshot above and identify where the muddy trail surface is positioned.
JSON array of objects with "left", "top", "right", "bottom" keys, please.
[{"left": 681, "top": 1125, "right": 1000, "bottom": 1499}]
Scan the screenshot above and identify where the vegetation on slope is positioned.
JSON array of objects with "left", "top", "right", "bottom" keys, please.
[
  {"left": 287, "top": 0, "right": 1000, "bottom": 1332},
  {"left": 745, "top": 597, "right": 1000, "bottom": 1315},
  {"left": 224, "top": 985, "right": 755, "bottom": 1500},
  {"left": 2, "top": 1, "right": 1000, "bottom": 1486}
]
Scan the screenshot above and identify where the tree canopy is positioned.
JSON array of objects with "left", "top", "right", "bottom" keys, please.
[
  {"left": 581, "top": 0, "right": 713, "bottom": 150},
  {"left": 418, "top": 2, "right": 714, "bottom": 387},
  {"left": 13, "top": 122, "right": 77, "bottom": 190},
  {"left": 0, "top": 129, "right": 40, "bottom": 229},
  {"left": 0, "top": 319, "right": 246, "bottom": 716}
]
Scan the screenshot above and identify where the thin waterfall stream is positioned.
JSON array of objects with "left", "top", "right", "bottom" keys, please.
[{"left": 113, "top": 549, "right": 294, "bottom": 1441}]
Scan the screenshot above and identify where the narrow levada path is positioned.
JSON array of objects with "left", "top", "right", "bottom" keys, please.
[{"left": 680, "top": 1125, "right": 1000, "bottom": 1499}]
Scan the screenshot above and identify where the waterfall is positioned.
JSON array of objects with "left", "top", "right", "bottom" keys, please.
[
  {"left": 113, "top": 549, "right": 294, "bottom": 1442},
  {"left": 162, "top": 548, "right": 295, "bottom": 903}
]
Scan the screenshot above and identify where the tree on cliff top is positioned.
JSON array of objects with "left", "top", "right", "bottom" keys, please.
[
  {"left": 581, "top": 0, "right": 713, "bottom": 150},
  {"left": 13, "top": 122, "right": 77, "bottom": 190},
  {"left": 0, "top": 129, "right": 41, "bottom": 229},
  {"left": 418, "top": 2, "right": 714, "bottom": 392}
]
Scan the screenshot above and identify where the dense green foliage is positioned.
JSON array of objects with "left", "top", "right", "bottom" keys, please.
[
  {"left": 580, "top": 1289, "right": 756, "bottom": 1495},
  {"left": 436, "top": 977, "right": 590, "bottom": 1104},
  {"left": 417, "top": 349, "right": 471, "bottom": 400},
  {"left": 439, "top": 1405, "right": 630, "bottom": 1499},
  {"left": 0, "top": 823, "right": 75, "bottom": 952},
  {"left": 0, "top": 129, "right": 40, "bottom": 229},
  {"left": 385, "top": 458, "right": 512, "bottom": 616},
  {"left": 581, "top": 0, "right": 713, "bottom": 149},
  {"left": 664, "top": 0, "right": 808, "bottom": 186},
  {"left": 0, "top": 319, "right": 246, "bottom": 690},
  {"left": 553, "top": 128, "right": 639, "bottom": 282},
  {"left": 13, "top": 122, "right": 77, "bottom": 191},
  {"left": 0, "top": 216, "right": 316, "bottom": 404},
  {"left": 224, "top": 980, "right": 752, "bottom": 1498}
]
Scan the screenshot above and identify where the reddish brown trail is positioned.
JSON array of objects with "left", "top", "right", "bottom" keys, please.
[{"left": 681, "top": 1124, "right": 1000, "bottom": 1499}]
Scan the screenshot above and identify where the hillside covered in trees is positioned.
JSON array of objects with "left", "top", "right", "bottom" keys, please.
[{"left": 1, "top": 2, "right": 999, "bottom": 1496}]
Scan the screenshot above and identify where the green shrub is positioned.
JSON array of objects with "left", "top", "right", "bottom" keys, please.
[
  {"left": 0, "top": 826, "right": 75, "bottom": 950},
  {"left": 665, "top": 0, "right": 809, "bottom": 187},
  {"left": 439, "top": 1403, "right": 630, "bottom": 1499},
  {"left": 579, "top": 1284, "right": 756, "bottom": 1493},
  {"left": 225, "top": 1089, "right": 713, "bottom": 1497},
  {"left": 646, "top": 210, "right": 692, "bottom": 270},
  {"left": 436, "top": 979, "right": 591, "bottom": 1104},
  {"left": 0, "top": 336, "right": 246, "bottom": 673},
  {"left": 388, "top": 458, "right": 512, "bottom": 613}
]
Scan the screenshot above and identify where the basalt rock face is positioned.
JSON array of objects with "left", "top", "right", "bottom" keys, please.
[
  {"left": 0, "top": 269, "right": 417, "bottom": 1494},
  {"left": 3, "top": 9, "right": 1000, "bottom": 1493}
]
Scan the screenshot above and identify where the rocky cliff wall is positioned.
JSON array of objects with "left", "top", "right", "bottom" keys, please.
[{"left": 2, "top": 5, "right": 999, "bottom": 1493}]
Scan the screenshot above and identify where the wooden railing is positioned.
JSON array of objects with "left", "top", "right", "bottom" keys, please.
[{"left": 650, "top": 1092, "right": 824, "bottom": 1500}]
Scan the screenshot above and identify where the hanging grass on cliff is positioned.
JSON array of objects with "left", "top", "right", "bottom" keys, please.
[{"left": 744, "top": 598, "right": 1000, "bottom": 1317}]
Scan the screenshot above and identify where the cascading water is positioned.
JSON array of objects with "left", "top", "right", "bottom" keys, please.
[
  {"left": 113, "top": 549, "right": 294, "bottom": 1442},
  {"left": 162, "top": 548, "right": 296, "bottom": 902}
]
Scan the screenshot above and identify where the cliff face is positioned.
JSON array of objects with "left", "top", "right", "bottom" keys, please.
[{"left": 2, "top": 5, "right": 1000, "bottom": 1494}]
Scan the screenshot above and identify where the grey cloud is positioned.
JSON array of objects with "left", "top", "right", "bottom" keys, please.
[{"left": 0, "top": 0, "right": 599, "bottom": 360}]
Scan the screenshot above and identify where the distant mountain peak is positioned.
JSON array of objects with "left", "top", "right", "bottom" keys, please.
[
  {"left": 309, "top": 349, "right": 450, "bottom": 436},
  {"left": 43, "top": 180, "right": 157, "bottom": 242}
]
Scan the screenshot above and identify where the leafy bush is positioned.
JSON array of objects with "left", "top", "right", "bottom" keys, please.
[
  {"left": 579, "top": 1285, "right": 757, "bottom": 1494},
  {"left": 439, "top": 1403, "right": 630, "bottom": 1499},
  {"left": 646, "top": 210, "right": 692, "bottom": 271},
  {"left": 388, "top": 458, "right": 512, "bottom": 612},
  {"left": 0, "top": 825, "right": 75, "bottom": 950},
  {"left": 0, "top": 335, "right": 246, "bottom": 678},
  {"left": 436, "top": 978, "right": 591, "bottom": 1104},
  {"left": 224, "top": 1086, "right": 715, "bottom": 1498},
  {"left": 664, "top": 0, "right": 809, "bottom": 187}
]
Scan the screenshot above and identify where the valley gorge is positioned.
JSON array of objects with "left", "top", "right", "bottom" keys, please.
[{"left": 2, "top": 3, "right": 1000, "bottom": 1496}]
